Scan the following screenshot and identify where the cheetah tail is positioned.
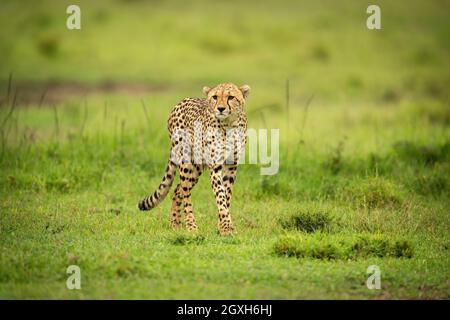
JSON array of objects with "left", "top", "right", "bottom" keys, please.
[{"left": 138, "top": 159, "right": 177, "bottom": 211}]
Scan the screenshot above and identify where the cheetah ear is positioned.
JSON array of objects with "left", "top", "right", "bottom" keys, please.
[
  {"left": 239, "top": 85, "right": 251, "bottom": 99},
  {"left": 203, "top": 86, "right": 212, "bottom": 96}
]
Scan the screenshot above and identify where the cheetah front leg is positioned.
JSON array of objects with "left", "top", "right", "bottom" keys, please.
[
  {"left": 210, "top": 165, "right": 234, "bottom": 236},
  {"left": 222, "top": 164, "right": 238, "bottom": 210}
]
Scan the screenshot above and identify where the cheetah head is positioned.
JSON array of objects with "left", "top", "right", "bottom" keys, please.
[{"left": 203, "top": 83, "right": 250, "bottom": 120}]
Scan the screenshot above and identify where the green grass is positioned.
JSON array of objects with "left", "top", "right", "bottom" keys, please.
[
  {"left": 0, "top": 0, "right": 449, "bottom": 299},
  {"left": 273, "top": 233, "right": 414, "bottom": 260},
  {"left": 280, "top": 211, "right": 333, "bottom": 233}
]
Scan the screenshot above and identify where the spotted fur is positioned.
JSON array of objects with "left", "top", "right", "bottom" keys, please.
[{"left": 138, "top": 83, "right": 250, "bottom": 235}]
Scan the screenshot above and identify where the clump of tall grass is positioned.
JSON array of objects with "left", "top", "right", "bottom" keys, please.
[
  {"left": 280, "top": 211, "right": 333, "bottom": 233},
  {"left": 412, "top": 163, "right": 449, "bottom": 197},
  {"left": 273, "top": 233, "right": 414, "bottom": 260},
  {"left": 168, "top": 234, "right": 205, "bottom": 246},
  {"left": 258, "top": 175, "right": 292, "bottom": 199},
  {"left": 323, "top": 139, "right": 345, "bottom": 174},
  {"left": 393, "top": 140, "right": 449, "bottom": 167},
  {"left": 343, "top": 177, "right": 403, "bottom": 209}
]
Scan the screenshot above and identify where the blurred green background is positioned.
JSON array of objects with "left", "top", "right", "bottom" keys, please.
[
  {"left": 0, "top": 0, "right": 449, "bottom": 299},
  {"left": 1, "top": 0, "right": 448, "bottom": 102}
]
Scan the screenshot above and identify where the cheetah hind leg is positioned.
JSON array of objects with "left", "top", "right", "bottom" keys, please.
[
  {"left": 179, "top": 164, "right": 202, "bottom": 232},
  {"left": 170, "top": 184, "right": 183, "bottom": 229}
]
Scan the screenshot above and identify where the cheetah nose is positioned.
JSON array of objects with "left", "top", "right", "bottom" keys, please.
[{"left": 217, "top": 106, "right": 225, "bottom": 113}]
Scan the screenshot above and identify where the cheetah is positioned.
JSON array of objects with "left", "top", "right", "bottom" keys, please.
[{"left": 138, "top": 83, "right": 250, "bottom": 235}]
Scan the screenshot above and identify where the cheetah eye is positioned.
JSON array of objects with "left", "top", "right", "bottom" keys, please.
[
  {"left": 212, "top": 95, "right": 218, "bottom": 100},
  {"left": 228, "top": 96, "right": 234, "bottom": 101}
]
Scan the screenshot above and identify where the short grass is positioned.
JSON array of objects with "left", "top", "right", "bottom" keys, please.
[{"left": 0, "top": 0, "right": 449, "bottom": 299}]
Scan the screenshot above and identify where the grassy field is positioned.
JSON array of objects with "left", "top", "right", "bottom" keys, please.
[{"left": 0, "top": 0, "right": 449, "bottom": 299}]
